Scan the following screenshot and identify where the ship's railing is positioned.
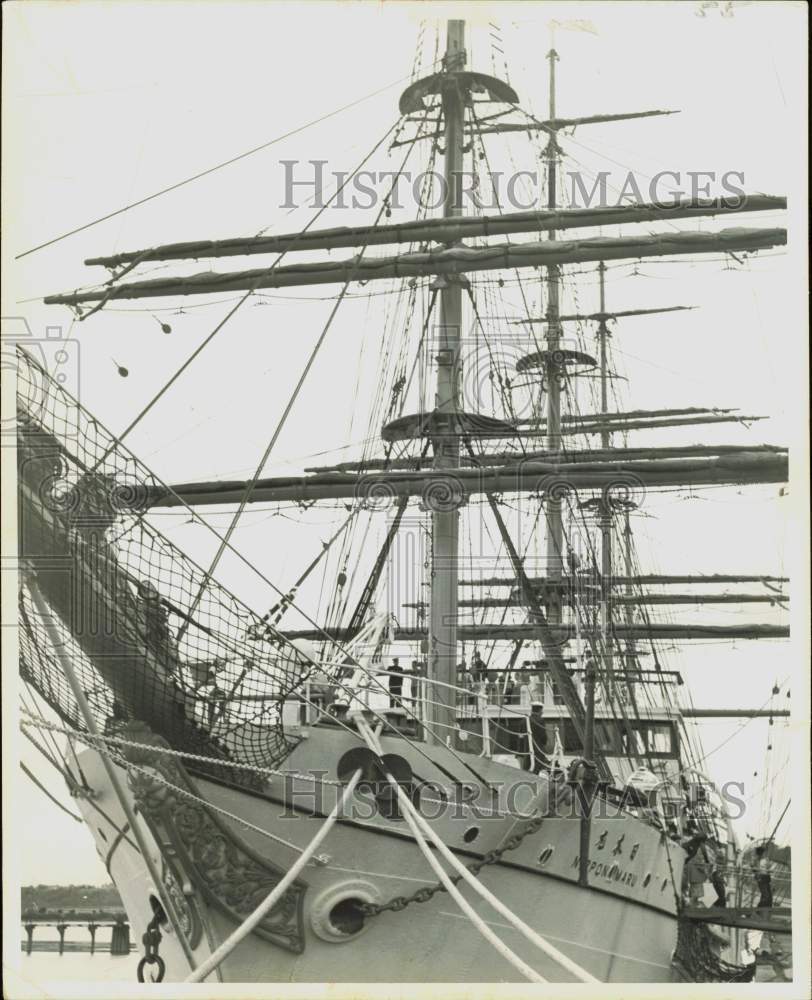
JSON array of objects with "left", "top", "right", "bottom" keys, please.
[
  {"left": 697, "top": 862, "right": 792, "bottom": 911},
  {"left": 452, "top": 667, "right": 682, "bottom": 714},
  {"left": 573, "top": 667, "right": 682, "bottom": 711},
  {"left": 283, "top": 668, "right": 550, "bottom": 765},
  {"left": 278, "top": 663, "right": 681, "bottom": 724}
]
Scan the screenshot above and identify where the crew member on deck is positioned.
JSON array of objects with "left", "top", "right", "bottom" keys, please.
[
  {"left": 137, "top": 580, "right": 225, "bottom": 692},
  {"left": 681, "top": 834, "right": 712, "bottom": 904},
  {"left": 518, "top": 670, "right": 532, "bottom": 708},
  {"left": 524, "top": 701, "right": 550, "bottom": 774},
  {"left": 754, "top": 846, "right": 774, "bottom": 908},
  {"left": 471, "top": 649, "right": 487, "bottom": 687},
  {"left": 388, "top": 657, "right": 404, "bottom": 707},
  {"left": 710, "top": 865, "right": 728, "bottom": 907}
]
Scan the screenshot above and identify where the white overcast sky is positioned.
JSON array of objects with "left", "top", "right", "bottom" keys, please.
[{"left": 3, "top": 1, "right": 808, "bottom": 886}]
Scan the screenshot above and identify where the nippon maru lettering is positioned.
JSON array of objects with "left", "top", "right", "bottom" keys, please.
[{"left": 572, "top": 856, "right": 641, "bottom": 889}]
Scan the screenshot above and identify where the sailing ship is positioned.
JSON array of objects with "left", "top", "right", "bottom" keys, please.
[{"left": 15, "top": 17, "right": 791, "bottom": 984}]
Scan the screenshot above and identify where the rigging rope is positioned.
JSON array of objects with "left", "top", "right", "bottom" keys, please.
[
  {"left": 19, "top": 761, "right": 83, "bottom": 823},
  {"left": 258, "top": 509, "right": 359, "bottom": 630},
  {"left": 17, "top": 62, "right": 440, "bottom": 260},
  {"left": 20, "top": 715, "right": 143, "bottom": 857}
]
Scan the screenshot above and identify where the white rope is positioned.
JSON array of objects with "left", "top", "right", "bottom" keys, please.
[
  {"left": 400, "top": 796, "right": 547, "bottom": 981},
  {"left": 185, "top": 767, "right": 363, "bottom": 983},
  {"left": 395, "top": 785, "right": 597, "bottom": 982},
  {"left": 353, "top": 718, "right": 546, "bottom": 983},
  {"left": 356, "top": 717, "right": 598, "bottom": 984}
]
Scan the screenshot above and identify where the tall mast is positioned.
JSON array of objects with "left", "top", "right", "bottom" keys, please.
[
  {"left": 597, "top": 261, "right": 609, "bottom": 449},
  {"left": 544, "top": 45, "right": 564, "bottom": 622},
  {"left": 596, "top": 262, "right": 615, "bottom": 697},
  {"left": 597, "top": 260, "right": 636, "bottom": 676},
  {"left": 579, "top": 261, "right": 611, "bottom": 885},
  {"left": 598, "top": 261, "right": 613, "bottom": 672},
  {"left": 598, "top": 504, "right": 614, "bottom": 695},
  {"left": 428, "top": 19, "right": 466, "bottom": 745},
  {"left": 623, "top": 510, "right": 637, "bottom": 671}
]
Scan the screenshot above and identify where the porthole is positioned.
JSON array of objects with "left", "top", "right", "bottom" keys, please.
[
  {"left": 642, "top": 873, "right": 652, "bottom": 888},
  {"left": 97, "top": 827, "right": 108, "bottom": 842},
  {"left": 310, "top": 881, "right": 379, "bottom": 943},
  {"left": 538, "top": 846, "right": 554, "bottom": 867},
  {"left": 660, "top": 878, "right": 669, "bottom": 892},
  {"left": 463, "top": 826, "right": 480, "bottom": 843}
]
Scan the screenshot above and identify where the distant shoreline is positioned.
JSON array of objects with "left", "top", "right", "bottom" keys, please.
[{"left": 22, "top": 884, "right": 122, "bottom": 911}]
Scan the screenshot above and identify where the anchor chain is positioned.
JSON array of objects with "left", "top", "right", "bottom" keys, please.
[
  {"left": 136, "top": 913, "right": 166, "bottom": 983},
  {"left": 358, "top": 813, "right": 547, "bottom": 917}
]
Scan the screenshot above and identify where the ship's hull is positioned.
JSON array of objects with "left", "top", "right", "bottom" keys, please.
[{"left": 74, "top": 724, "right": 685, "bottom": 983}]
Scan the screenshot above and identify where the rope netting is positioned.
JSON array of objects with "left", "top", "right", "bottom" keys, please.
[
  {"left": 16, "top": 346, "right": 313, "bottom": 782},
  {"left": 671, "top": 919, "right": 754, "bottom": 983}
]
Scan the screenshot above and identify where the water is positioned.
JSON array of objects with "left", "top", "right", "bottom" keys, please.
[{"left": 18, "top": 952, "right": 139, "bottom": 985}]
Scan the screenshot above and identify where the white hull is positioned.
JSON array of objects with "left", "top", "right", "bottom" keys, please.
[{"left": 75, "top": 725, "right": 685, "bottom": 983}]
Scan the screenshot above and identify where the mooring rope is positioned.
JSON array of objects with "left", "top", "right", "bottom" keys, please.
[
  {"left": 354, "top": 716, "right": 598, "bottom": 984},
  {"left": 353, "top": 717, "right": 546, "bottom": 982}
]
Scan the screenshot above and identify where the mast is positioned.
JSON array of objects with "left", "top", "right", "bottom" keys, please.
[
  {"left": 544, "top": 44, "right": 564, "bottom": 622},
  {"left": 596, "top": 261, "right": 638, "bottom": 676},
  {"left": 598, "top": 501, "right": 614, "bottom": 699},
  {"left": 428, "top": 19, "right": 466, "bottom": 746},
  {"left": 597, "top": 261, "right": 614, "bottom": 698},
  {"left": 623, "top": 512, "right": 636, "bottom": 671},
  {"left": 545, "top": 40, "right": 593, "bottom": 888},
  {"left": 597, "top": 262, "right": 609, "bottom": 449}
]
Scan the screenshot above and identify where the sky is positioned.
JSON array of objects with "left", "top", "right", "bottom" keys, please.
[{"left": 2, "top": 1, "right": 808, "bottom": 886}]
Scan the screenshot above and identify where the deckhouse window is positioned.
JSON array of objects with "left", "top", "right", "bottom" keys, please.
[{"left": 647, "top": 724, "right": 673, "bottom": 755}]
